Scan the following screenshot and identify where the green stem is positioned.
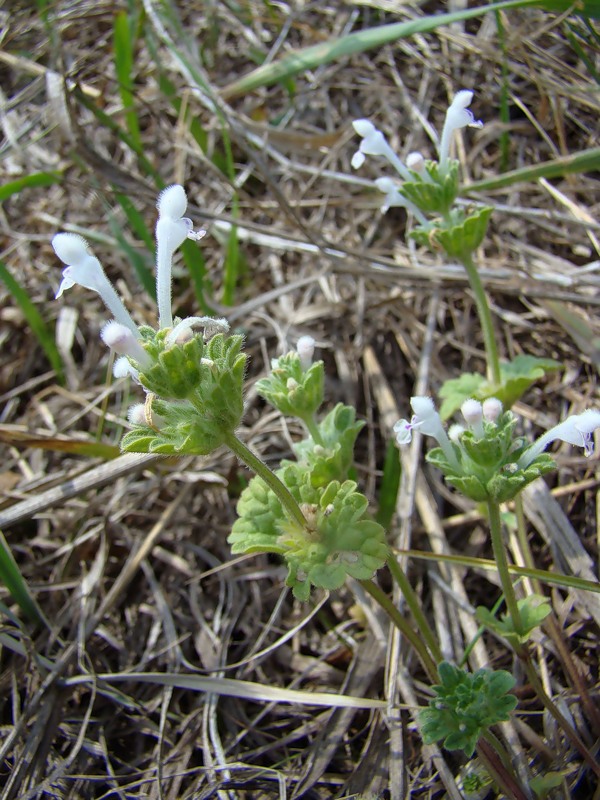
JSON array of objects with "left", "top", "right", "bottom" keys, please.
[
  {"left": 360, "top": 578, "right": 438, "bottom": 681},
  {"left": 387, "top": 553, "right": 442, "bottom": 664},
  {"left": 460, "top": 252, "right": 501, "bottom": 385},
  {"left": 224, "top": 432, "right": 307, "bottom": 530},
  {"left": 487, "top": 499, "right": 523, "bottom": 634},
  {"left": 300, "top": 414, "right": 325, "bottom": 447}
]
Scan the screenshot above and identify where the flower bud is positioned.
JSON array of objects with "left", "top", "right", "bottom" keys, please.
[
  {"left": 101, "top": 321, "right": 151, "bottom": 367},
  {"left": 461, "top": 399, "right": 483, "bottom": 436},
  {"left": 296, "top": 335, "right": 315, "bottom": 370},
  {"left": 482, "top": 397, "right": 503, "bottom": 423}
]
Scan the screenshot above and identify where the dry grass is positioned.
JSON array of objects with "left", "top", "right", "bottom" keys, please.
[{"left": 0, "top": 1, "right": 599, "bottom": 798}]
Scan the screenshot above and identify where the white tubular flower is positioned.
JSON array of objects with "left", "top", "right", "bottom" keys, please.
[
  {"left": 461, "top": 398, "right": 484, "bottom": 438},
  {"left": 518, "top": 409, "right": 600, "bottom": 468},
  {"left": 165, "top": 316, "right": 229, "bottom": 346},
  {"left": 394, "top": 396, "right": 460, "bottom": 469},
  {"left": 374, "top": 178, "right": 429, "bottom": 225},
  {"left": 296, "top": 335, "right": 316, "bottom": 370},
  {"left": 438, "top": 90, "right": 483, "bottom": 173},
  {"left": 100, "top": 321, "right": 152, "bottom": 368},
  {"left": 52, "top": 233, "right": 139, "bottom": 337},
  {"left": 155, "top": 185, "right": 194, "bottom": 330},
  {"left": 482, "top": 397, "right": 503, "bottom": 423},
  {"left": 351, "top": 119, "right": 412, "bottom": 181}
]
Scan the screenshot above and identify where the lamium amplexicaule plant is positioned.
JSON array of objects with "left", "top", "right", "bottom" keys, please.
[{"left": 51, "top": 90, "right": 600, "bottom": 796}]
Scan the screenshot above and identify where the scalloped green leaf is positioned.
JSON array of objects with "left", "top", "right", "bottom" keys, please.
[{"left": 439, "top": 355, "right": 562, "bottom": 419}]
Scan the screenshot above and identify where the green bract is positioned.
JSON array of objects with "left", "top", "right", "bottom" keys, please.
[
  {"left": 425, "top": 411, "right": 556, "bottom": 503},
  {"left": 400, "top": 160, "right": 460, "bottom": 216},
  {"left": 411, "top": 206, "right": 493, "bottom": 259},
  {"left": 122, "top": 333, "right": 246, "bottom": 455},
  {"left": 255, "top": 350, "right": 324, "bottom": 419},
  {"left": 137, "top": 325, "right": 205, "bottom": 399},
  {"left": 420, "top": 661, "right": 517, "bottom": 757}
]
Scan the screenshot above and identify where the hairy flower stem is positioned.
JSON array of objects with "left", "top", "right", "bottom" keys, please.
[
  {"left": 224, "top": 432, "right": 308, "bottom": 530},
  {"left": 487, "top": 499, "right": 523, "bottom": 634},
  {"left": 460, "top": 253, "right": 501, "bottom": 386},
  {"left": 360, "top": 578, "right": 438, "bottom": 681},
  {"left": 387, "top": 553, "right": 442, "bottom": 664}
]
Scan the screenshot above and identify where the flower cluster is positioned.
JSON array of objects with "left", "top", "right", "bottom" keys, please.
[
  {"left": 394, "top": 396, "right": 600, "bottom": 503},
  {"left": 351, "top": 90, "right": 490, "bottom": 258},
  {"left": 53, "top": 186, "right": 246, "bottom": 456}
]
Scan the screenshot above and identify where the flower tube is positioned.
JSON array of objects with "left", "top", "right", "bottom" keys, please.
[
  {"left": 518, "top": 409, "right": 600, "bottom": 468},
  {"left": 52, "top": 233, "right": 139, "bottom": 337}
]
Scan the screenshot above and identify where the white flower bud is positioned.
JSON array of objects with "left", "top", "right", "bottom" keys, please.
[
  {"left": 296, "top": 335, "right": 315, "bottom": 370},
  {"left": 462, "top": 399, "right": 484, "bottom": 438},
  {"left": 127, "top": 403, "right": 148, "bottom": 426},
  {"left": 406, "top": 151, "right": 425, "bottom": 172},
  {"left": 448, "top": 423, "right": 465, "bottom": 443},
  {"left": 101, "top": 321, "right": 151, "bottom": 367},
  {"left": 482, "top": 397, "right": 503, "bottom": 423}
]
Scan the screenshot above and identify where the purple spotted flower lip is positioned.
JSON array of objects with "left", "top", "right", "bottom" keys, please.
[{"left": 393, "top": 396, "right": 460, "bottom": 470}]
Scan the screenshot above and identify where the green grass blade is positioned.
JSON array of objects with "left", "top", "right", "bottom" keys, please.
[
  {"left": 178, "top": 240, "right": 211, "bottom": 313},
  {"left": 221, "top": 0, "right": 540, "bottom": 98},
  {"left": 222, "top": 222, "right": 240, "bottom": 306},
  {"left": 494, "top": 10, "right": 511, "bottom": 172},
  {"left": 113, "top": 9, "right": 142, "bottom": 150},
  {"left": 114, "top": 191, "right": 155, "bottom": 250},
  {"left": 144, "top": 0, "right": 240, "bottom": 304},
  {"left": 0, "top": 172, "right": 62, "bottom": 202},
  {"left": 398, "top": 548, "right": 600, "bottom": 594},
  {"left": 466, "top": 147, "right": 600, "bottom": 193},
  {"left": 376, "top": 440, "right": 401, "bottom": 529},
  {"left": 0, "top": 258, "right": 64, "bottom": 380},
  {"left": 112, "top": 192, "right": 156, "bottom": 299},
  {"left": 0, "top": 529, "right": 49, "bottom": 627}
]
